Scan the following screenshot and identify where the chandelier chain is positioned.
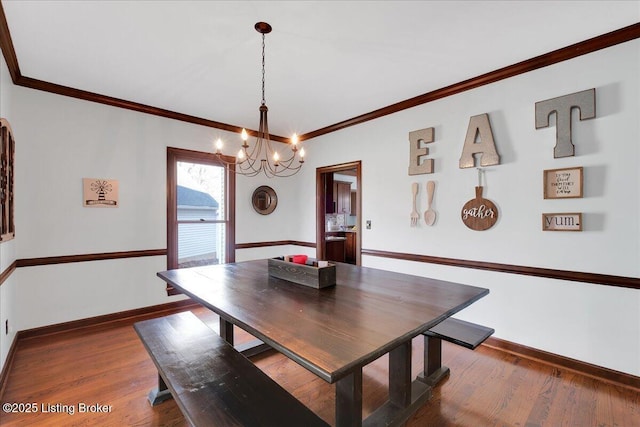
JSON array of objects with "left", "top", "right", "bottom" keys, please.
[{"left": 261, "top": 33, "right": 266, "bottom": 105}]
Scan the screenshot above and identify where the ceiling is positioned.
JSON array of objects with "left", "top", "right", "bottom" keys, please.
[{"left": 2, "top": 1, "right": 639, "bottom": 140}]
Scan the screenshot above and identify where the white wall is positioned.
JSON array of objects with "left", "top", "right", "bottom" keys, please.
[
  {"left": 8, "top": 87, "right": 193, "bottom": 333},
  {"left": 1, "top": 37, "right": 638, "bottom": 378},
  {"left": 296, "top": 40, "right": 640, "bottom": 375},
  {"left": 5, "top": 79, "right": 300, "bottom": 333},
  {"left": 0, "top": 54, "right": 17, "bottom": 371},
  {"left": 235, "top": 173, "right": 303, "bottom": 245}
]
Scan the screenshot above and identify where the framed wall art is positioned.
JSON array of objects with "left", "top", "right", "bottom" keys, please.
[
  {"left": 0, "top": 118, "right": 15, "bottom": 241},
  {"left": 543, "top": 166, "right": 583, "bottom": 199},
  {"left": 83, "top": 178, "right": 119, "bottom": 207},
  {"left": 542, "top": 213, "right": 582, "bottom": 232}
]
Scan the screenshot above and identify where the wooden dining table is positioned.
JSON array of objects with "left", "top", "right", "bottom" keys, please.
[{"left": 157, "top": 259, "right": 489, "bottom": 427}]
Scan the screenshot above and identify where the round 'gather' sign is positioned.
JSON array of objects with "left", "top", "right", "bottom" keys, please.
[{"left": 461, "top": 186, "right": 499, "bottom": 231}]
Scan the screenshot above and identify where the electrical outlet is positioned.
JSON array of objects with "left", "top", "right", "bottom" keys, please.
[{"left": 366, "top": 220, "right": 372, "bottom": 229}]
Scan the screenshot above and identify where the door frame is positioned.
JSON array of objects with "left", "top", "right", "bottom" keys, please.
[{"left": 316, "top": 161, "right": 362, "bottom": 265}]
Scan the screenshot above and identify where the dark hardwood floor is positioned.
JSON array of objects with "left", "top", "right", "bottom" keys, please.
[{"left": 1, "top": 306, "right": 638, "bottom": 426}]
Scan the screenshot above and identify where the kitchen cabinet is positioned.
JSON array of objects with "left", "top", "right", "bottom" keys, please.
[
  {"left": 350, "top": 191, "right": 357, "bottom": 215},
  {"left": 325, "top": 237, "right": 345, "bottom": 262},
  {"left": 334, "top": 181, "right": 352, "bottom": 214},
  {"left": 325, "top": 174, "right": 335, "bottom": 213},
  {"left": 344, "top": 232, "right": 356, "bottom": 264},
  {"left": 326, "top": 232, "right": 356, "bottom": 264}
]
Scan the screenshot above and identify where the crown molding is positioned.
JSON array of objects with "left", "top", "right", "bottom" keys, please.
[
  {"left": 0, "top": 2, "right": 638, "bottom": 141},
  {"left": 301, "top": 23, "right": 640, "bottom": 140}
]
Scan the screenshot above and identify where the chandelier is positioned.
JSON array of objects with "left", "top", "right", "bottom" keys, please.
[{"left": 215, "top": 22, "right": 305, "bottom": 178}]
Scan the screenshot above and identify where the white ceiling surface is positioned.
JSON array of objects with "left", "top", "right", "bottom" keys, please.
[{"left": 3, "top": 1, "right": 639, "bottom": 138}]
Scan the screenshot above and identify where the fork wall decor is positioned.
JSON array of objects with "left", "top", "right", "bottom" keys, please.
[{"left": 410, "top": 182, "right": 419, "bottom": 226}]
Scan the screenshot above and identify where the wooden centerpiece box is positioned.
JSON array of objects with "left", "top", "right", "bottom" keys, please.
[{"left": 268, "top": 257, "right": 336, "bottom": 289}]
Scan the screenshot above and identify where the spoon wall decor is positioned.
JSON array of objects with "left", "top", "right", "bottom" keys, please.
[{"left": 424, "top": 180, "right": 436, "bottom": 226}]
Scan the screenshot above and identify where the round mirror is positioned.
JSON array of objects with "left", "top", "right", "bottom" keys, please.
[{"left": 252, "top": 186, "right": 277, "bottom": 215}]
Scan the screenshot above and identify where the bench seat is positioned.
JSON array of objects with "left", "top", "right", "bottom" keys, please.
[
  {"left": 424, "top": 317, "right": 494, "bottom": 349},
  {"left": 134, "top": 311, "right": 329, "bottom": 427},
  {"left": 419, "top": 317, "right": 494, "bottom": 386}
]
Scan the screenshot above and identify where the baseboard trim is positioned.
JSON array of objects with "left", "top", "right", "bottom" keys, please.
[
  {"left": 0, "top": 332, "right": 18, "bottom": 401},
  {"left": 483, "top": 336, "right": 639, "bottom": 392},
  {"left": 17, "top": 299, "right": 200, "bottom": 340}
]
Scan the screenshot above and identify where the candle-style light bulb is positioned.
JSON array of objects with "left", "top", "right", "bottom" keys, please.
[
  {"left": 291, "top": 133, "right": 298, "bottom": 146},
  {"left": 237, "top": 149, "right": 245, "bottom": 161},
  {"left": 273, "top": 151, "right": 279, "bottom": 163},
  {"left": 215, "top": 138, "right": 223, "bottom": 153},
  {"left": 241, "top": 128, "right": 249, "bottom": 142},
  {"left": 299, "top": 147, "right": 305, "bottom": 158}
]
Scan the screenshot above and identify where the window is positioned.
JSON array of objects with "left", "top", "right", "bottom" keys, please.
[
  {"left": 0, "top": 119, "right": 15, "bottom": 242},
  {"left": 166, "top": 147, "right": 235, "bottom": 295}
]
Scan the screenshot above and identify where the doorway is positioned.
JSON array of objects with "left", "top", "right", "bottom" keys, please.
[{"left": 316, "top": 161, "right": 362, "bottom": 265}]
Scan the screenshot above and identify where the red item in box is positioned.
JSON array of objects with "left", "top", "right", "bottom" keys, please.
[{"left": 292, "top": 255, "right": 308, "bottom": 264}]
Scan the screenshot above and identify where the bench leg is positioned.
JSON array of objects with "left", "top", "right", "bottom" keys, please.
[
  {"left": 417, "top": 335, "right": 450, "bottom": 386},
  {"left": 147, "top": 373, "right": 173, "bottom": 406}
]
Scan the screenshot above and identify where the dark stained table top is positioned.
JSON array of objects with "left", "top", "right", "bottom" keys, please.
[{"left": 158, "top": 259, "right": 489, "bottom": 383}]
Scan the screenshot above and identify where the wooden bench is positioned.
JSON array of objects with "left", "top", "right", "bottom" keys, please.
[
  {"left": 418, "top": 317, "right": 494, "bottom": 386},
  {"left": 134, "top": 311, "right": 329, "bottom": 427}
]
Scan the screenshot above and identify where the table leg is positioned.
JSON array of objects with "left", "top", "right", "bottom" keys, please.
[
  {"left": 336, "top": 368, "right": 363, "bottom": 427},
  {"left": 364, "top": 341, "right": 431, "bottom": 426},
  {"left": 219, "top": 317, "right": 234, "bottom": 345},
  {"left": 218, "top": 317, "right": 273, "bottom": 356},
  {"left": 389, "top": 341, "right": 412, "bottom": 407},
  {"left": 417, "top": 335, "right": 450, "bottom": 386}
]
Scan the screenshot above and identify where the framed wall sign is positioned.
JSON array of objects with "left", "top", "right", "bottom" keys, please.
[
  {"left": 543, "top": 166, "right": 583, "bottom": 199},
  {"left": 0, "top": 118, "right": 15, "bottom": 241},
  {"left": 83, "top": 178, "right": 119, "bottom": 207},
  {"left": 542, "top": 213, "right": 582, "bottom": 231}
]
